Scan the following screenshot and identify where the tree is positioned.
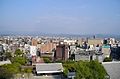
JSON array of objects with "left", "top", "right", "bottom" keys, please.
[
  {"left": 4, "top": 52, "right": 12, "bottom": 60},
  {"left": 75, "top": 61, "right": 107, "bottom": 79},
  {"left": 11, "top": 56, "right": 27, "bottom": 65},
  {"left": 0, "top": 67, "right": 13, "bottom": 79},
  {"left": 0, "top": 63, "right": 21, "bottom": 79},
  {"left": 14, "top": 49, "right": 23, "bottom": 56},
  {"left": 43, "top": 57, "right": 52, "bottom": 63},
  {"left": 62, "top": 60, "right": 107, "bottom": 79}
]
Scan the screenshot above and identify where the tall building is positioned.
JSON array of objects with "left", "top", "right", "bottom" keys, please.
[{"left": 55, "top": 44, "right": 69, "bottom": 61}]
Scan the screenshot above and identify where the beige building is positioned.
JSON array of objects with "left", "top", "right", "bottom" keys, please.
[
  {"left": 102, "top": 45, "right": 111, "bottom": 57},
  {"left": 88, "top": 39, "right": 103, "bottom": 46},
  {"left": 32, "top": 39, "right": 38, "bottom": 46},
  {"left": 77, "top": 38, "right": 85, "bottom": 46}
]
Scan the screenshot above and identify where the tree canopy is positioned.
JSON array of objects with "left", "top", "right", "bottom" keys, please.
[{"left": 63, "top": 60, "right": 107, "bottom": 79}]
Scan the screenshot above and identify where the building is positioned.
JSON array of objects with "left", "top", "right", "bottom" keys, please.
[
  {"left": 75, "top": 53, "right": 90, "bottom": 61},
  {"left": 102, "top": 45, "right": 111, "bottom": 57},
  {"left": 32, "top": 39, "right": 37, "bottom": 46},
  {"left": 30, "top": 46, "right": 37, "bottom": 56},
  {"left": 40, "top": 42, "right": 56, "bottom": 53},
  {"left": 111, "top": 46, "right": 120, "bottom": 60},
  {"left": 77, "top": 38, "right": 85, "bottom": 46},
  {"left": 55, "top": 44, "right": 69, "bottom": 61},
  {"left": 63, "top": 39, "right": 76, "bottom": 45},
  {"left": 92, "top": 53, "right": 104, "bottom": 62},
  {"left": 0, "top": 44, "right": 4, "bottom": 53},
  {"left": 88, "top": 38, "right": 103, "bottom": 46},
  {"left": 35, "top": 63, "right": 63, "bottom": 79}
]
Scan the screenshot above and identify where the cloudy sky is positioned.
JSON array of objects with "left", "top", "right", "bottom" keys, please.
[{"left": 0, "top": 0, "right": 120, "bottom": 35}]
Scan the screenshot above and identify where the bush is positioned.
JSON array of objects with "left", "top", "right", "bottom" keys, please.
[
  {"left": 103, "top": 57, "right": 112, "bottom": 62},
  {"left": 43, "top": 57, "right": 52, "bottom": 63}
]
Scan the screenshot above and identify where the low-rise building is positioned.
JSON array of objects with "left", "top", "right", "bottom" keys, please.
[{"left": 35, "top": 63, "right": 63, "bottom": 79}]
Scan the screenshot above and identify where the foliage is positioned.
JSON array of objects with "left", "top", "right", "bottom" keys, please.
[
  {"left": 4, "top": 52, "right": 12, "bottom": 60},
  {"left": 0, "top": 63, "right": 21, "bottom": 79},
  {"left": 103, "top": 57, "right": 112, "bottom": 62},
  {"left": 0, "top": 66, "right": 13, "bottom": 79},
  {"left": 43, "top": 57, "right": 52, "bottom": 63},
  {"left": 63, "top": 60, "right": 107, "bottom": 79},
  {"left": 63, "top": 67, "right": 68, "bottom": 77},
  {"left": 14, "top": 49, "right": 23, "bottom": 56},
  {"left": 11, "top": 56, "right": 27, "bottom": 65}
]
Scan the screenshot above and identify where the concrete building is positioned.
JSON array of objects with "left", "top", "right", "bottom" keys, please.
[
  {"left": 0, "top": 44, "right": 4, "bottom": 53},
  {"left": 55, "top": 44, "right": 69, "bottom": 61},
  {"left": 36, "top": 63, "right": 63, "bottom": 74},
  {"left": 30, "top": 46, "right": 37, "bottom": 56},
  {"left": 88, "top": 38, "right": 103, "bottom": 46},
  {"left": 64, "top": 39, "right": 76, "bottom": 45},
  {"left": 75, "top": 53, "right": 90, "bottom": 61},
  {"left": 102, "top": 45, "right": 111, "bottom": 57},
  {"left": 35, "top": 63, "right": 63, "bottom": 79}
]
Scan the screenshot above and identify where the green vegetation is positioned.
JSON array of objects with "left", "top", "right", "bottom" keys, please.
[
  {"left": 4, "top": 52, "right": 12, "bottom": 60},
  {"left": 103, "top": 57, "right": 112, "bottom": 62},
  {"left": 63, "top": 60, "right": 107, "bottom": 79},
  {"left": 0, "top": 63, "right": 21, "bottom": 79},
  {"left": 43, "top": 57, "right": 52, "bottom": 63},
  {"left": 11, "top": 56, "right": 27, "bottom": 65},
  {"left": 0, "top": 49, "right": 29, "bottom": 79},
  {"left": 14, "top": 49, "right": 23, "bottom": 56}
]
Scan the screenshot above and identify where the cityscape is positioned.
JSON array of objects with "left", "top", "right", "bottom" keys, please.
[{"left": 0, "top": 0, "right": 120, "bottom": 79}]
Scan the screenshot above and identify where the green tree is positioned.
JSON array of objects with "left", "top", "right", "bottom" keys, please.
[
  {"left": 43, "top": 57, "right": 52, "bottom": 63},
  {"left": 4, "top": 52, "right": 12, "bottom": 60},
  {"left": 63, "top": 60, "right": 107, "bottom": 79},
  {"left": 0, "top": 67, "right": 13, "bottom": 79},
  {"left": 0, "top": 63, "right": 21, "bottom": 79},
  {"left": 24, "top": 68, "right": 32, "bottom": 79},
  {"left": 11, "top": 56, "right": 27, "bottom": 65},
  {"left": 14, "top": 49, "right": 23, "bottom": 56}
]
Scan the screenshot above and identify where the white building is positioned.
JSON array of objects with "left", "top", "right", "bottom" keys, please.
[{"left": 30, "top": 46, "right": 37, "bottom": 56}]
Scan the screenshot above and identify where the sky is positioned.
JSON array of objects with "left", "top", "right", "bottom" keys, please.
[{"left": 0, "top": 0, "right": 120, "bottom": 35}]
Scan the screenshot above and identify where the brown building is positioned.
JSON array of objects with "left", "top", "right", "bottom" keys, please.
[
  {"left": 32, "top": 39, "right": 37, "bottom": 46},
  {"left": 55, "top": 44, "right": 69, "bottom": 61},
  {"left": 40, "top": 42, "right": 56, "bottom": 53}
]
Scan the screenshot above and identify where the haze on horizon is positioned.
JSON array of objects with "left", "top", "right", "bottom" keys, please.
[{"left": 0, "top": 0, "right": 120, "bottom": 35}]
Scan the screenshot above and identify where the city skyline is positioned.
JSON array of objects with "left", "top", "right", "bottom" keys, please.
[{"left": 0, "top": 0, "right": 120, "bottom": 35}]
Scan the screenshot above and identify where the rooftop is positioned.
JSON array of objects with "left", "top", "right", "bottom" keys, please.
[{"left": 36, "top": 63, "right": 63, "bottom": 74}]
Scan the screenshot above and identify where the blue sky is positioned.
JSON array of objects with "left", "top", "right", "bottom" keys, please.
[{"left": 0, "top": 0, "right": 120, "bottom": 35}]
